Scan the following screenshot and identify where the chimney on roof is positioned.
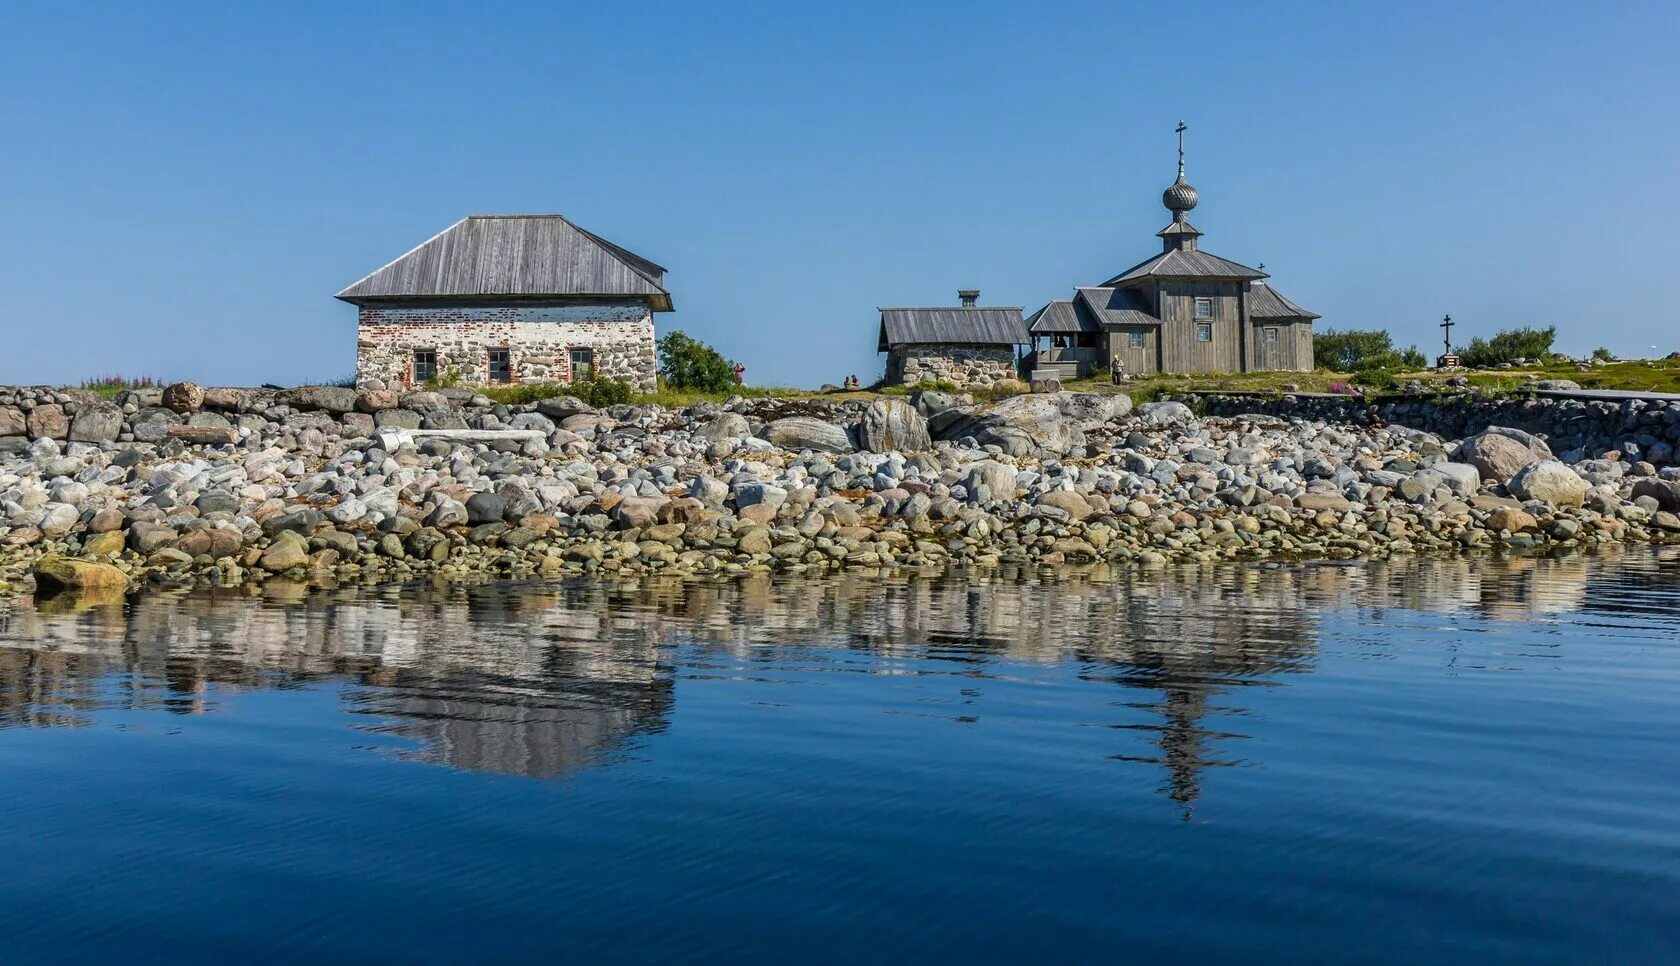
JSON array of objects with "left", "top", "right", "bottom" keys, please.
[{"left": 958, "top": 289, "right": 979, "bottom": 307}]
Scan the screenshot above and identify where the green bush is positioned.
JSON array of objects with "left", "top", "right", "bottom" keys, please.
[
  {"left": 1459, "top": 326, "right": 1557, "bottom": 368},
  {"left": 1592, "top": 346, "right": 1614, "bottom": 362},
  {"left": 658, "top": 330, "right": 739, "bottom": 393},
  {"left": 1314, "top": 329, "right": 1405, "bottom": 371},
  {"left": 1400, "top": 346, "right": 1428, "bottom": 369},
  {"left": 480, "top": 378, "right": 632, "bottom": 408},
  {"left": 575, "top": 378, "right": 632, "bottom": 407}
]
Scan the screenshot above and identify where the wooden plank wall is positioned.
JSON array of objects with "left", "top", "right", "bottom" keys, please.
[
  {"left": 1106, "top": 326, "right": 1159, "bottom": 374},
  {"left": 1157, "top": 281, "right": 1244, "bottom": 374}
]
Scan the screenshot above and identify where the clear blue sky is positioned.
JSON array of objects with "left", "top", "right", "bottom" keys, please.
[{"left": 3, "top": 0, "right": 1677, "bottom": 387}]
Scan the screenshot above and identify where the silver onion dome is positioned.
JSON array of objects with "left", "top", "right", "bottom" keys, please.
[{"left": 1163, "top": 176, "right": 1199, "bottom": 213}]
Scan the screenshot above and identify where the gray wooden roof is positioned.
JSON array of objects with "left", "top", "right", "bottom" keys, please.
[
  {"left": 336, "top": 215, "right": 673, "bottom": 310},
  {"left": 877, "top": 306, "right": 1027, "bottom": 349},
  {"left": 1248, "top": 281, "right": 1320, "bottom": 321},
  {"left": 1101, "top": 248, "right": 1267, "bottom": 286},
  {"left": 1025, "top": 299, "right": 1092, "bottom": 335},
  {"left": 1076, "top": 287, "right": 1160, "bottom": 327}
]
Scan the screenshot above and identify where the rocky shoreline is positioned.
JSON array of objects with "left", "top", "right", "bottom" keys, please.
[{"left": 3, "top": 382, "right": 1678, "bottom": 599}]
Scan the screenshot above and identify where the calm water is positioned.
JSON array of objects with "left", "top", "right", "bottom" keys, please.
[{"left": 2, "top": 552, "right": 1678, "bottom": 963}]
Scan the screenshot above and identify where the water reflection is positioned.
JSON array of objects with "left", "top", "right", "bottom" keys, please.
[{"left": 1, "top": 548, "right": 1676, "bottom": 796}]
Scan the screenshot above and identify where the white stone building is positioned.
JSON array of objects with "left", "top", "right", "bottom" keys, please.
[
  {"left": 338, "top": 215, "right": 673, "bottom": 391},
  {"left": 877, "top": 291, "right": 1027, "bottom": 388}
]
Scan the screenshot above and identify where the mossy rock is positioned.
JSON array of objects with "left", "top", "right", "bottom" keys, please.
[{"left": 34, "top": 554, "right": 131, "bottom": 595}]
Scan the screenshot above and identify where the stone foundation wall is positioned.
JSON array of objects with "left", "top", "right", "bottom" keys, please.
[
  {"left": 1179, "top": 392, "right": 1680, "bottom": 465},
  {"left": 356, "top": 303, "right": 657, "bottom": 391},
  {"left": 886, "top": 345, "right": 1017, "bottom": 388}
]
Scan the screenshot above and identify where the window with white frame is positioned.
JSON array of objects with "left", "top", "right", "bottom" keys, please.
[
  {"left": 413, "top": 349, "right": 437, "bottom": 383},
  {"left": 1264, "top": 327, "right": 1279, "bottom": 343},
  {"left": 1193, "top": 297, "right": 1214, "bottom": 320},
  {"left": 1127, "top": 331, "right": 1146, "bottom": 349},
  {"left": 1195, "top": 322, "right": 1213, "bottom": 343}
]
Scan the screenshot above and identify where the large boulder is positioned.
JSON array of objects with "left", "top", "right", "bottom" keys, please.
[
  {"left": 1134, "top": 400, "right": 1194, "bottom": 428},
  {"left": 130, "top": 407, "right": 183, "bottom": 443},
  {"left": 1456, "top": 428, "right": 1553, "bottom": 481},
  {"left": 26, "top": 404, "right": 68, "bottom": 440},
  {"left": 0, "top": 406, "right": 24, "bottom": 437},
  {"left": 535, "top": 396, "right": 597, "bottom": 421},
  {"left": 280, "top": 386, "right": 358, "bottom": 415},
  {"left": 33, "top": 555, "right": 130, "bottom": 595},
  {"left": 697, "top": 412, "right": 752, "bottom": 442},
  {"left": 963, "top": 461, "right": 1020, "bottom": 500},
  {"left": 1507, "top": 460, "right": 1588, "bottom": 506},
  {"left": 935, "top": 392, "right": 1127, "bottom": 457},
  {"left": 69, "top": 403, "right": 123, "bottom": 443},
  {"left": 1631, "top": 478, "right": 1680, "bottom": 512},
  {"left": 202, "top": 387, "right": 249, "bottom": 410},
  {"left": 761, "top": 416, "right": 854, "bottom": 453},
  {"left": 355, "top": 389, "right": 399, "bottom": 413},
  {"left": 858, "top": 399, "right": 932, "bottom": 453},
  {"left": 161, "top": 381, "right": 205, "bottom": 413}
]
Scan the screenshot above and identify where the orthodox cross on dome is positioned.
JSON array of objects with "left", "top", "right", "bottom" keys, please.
[
  {"left": 1440, "top": 314, "right": 1455, "bottom": 354},
  {"left": 1176, "top": 120, "right": 1188, "bottom": 178}
]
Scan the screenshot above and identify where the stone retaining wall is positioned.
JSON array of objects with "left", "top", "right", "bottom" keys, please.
[{"left": 1178, "top": 392, "right": 1680, "bottom": 465}]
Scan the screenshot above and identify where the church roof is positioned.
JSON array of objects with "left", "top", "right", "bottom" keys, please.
[
  {"left": 1076, "top": 287, "right": 1160, "bottom": 326},
  {"left": 1100, "top": 248, "right": 1268, "bottom": 286},
  {"left": 337, "top": 215, "right": 672, "bottom": 309},
  {"left": 877, "top": 306, "right": 1027, "bottom": 349},
  {"left": 1248, "top": 281, "right": 1320, "bottom": 321}
]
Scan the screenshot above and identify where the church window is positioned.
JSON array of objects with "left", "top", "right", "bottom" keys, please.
[
  {"left": 487, "top": 348, "right": 511, "bottom": 383},
  {"left": 1128, "top": 331, "right": 1146, "bottom": 349},
  {"left": 1195, "top": 322, "right": 1213, "bottom": 343},
  {"left": 1193, "top": 297, "right": 1214, "bottom": 320}
]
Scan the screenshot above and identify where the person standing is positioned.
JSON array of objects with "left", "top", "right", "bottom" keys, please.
[
  {"left": 733, "top": 362, "right": 746, "bottom": 385},
  {"left": 1110, "top": 354, "right": 1126, "bottom": 385}
]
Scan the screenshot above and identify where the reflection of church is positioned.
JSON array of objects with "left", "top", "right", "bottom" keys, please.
[{"left": 0, "top": 551, "right": 1659, "bottom": 802}]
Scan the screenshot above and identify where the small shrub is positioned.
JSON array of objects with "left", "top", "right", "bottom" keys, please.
[
  {"left": 1400, "top": 346, "right": 1428, "bottom": 369},
  {"left": 575, "top": 378, "right": 632, "bottom": 407},
  {"left": 1459, "top": 326, "right": 1557, "bottom": 368},
  {"left": 658, "top": 331, "right": 739, "bottom": 393},
  {"left": 1350, "top": 368, "right": 1397, "bottom": 390},
  {"left": 1592, "top": 346, "right": 1614, "bottom": 362},
  {"left": 424, "top": 368, "right": 463, "bottom": 390}
]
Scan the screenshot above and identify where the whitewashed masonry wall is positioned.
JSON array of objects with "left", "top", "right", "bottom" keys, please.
[
  {"left": 885, "top": 344, "right": 1017, "bottom": 387},
  {"left": 356, "top": 303, "right": 658, "bottom": 391}
]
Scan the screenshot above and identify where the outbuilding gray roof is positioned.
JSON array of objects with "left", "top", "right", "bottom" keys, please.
[
  {"left": 877, "top": 306, "right": 1027, "bottom": 350},
  {"left": 1100, "top": 248, "right": 1267, "bottom": 286},
  {"left": 336, "top": 215, "right": 673, "bottom": 310},
  {"left": 1247, "top": 281, "right": 1320, "bottom": 321}
]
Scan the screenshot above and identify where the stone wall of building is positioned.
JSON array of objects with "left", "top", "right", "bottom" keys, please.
[
  {"left": 356, "top": 303, "right": 657, "bottom": 391},
  {"left": 886, "top": 345, "right": 1018, "bottom": 388}
]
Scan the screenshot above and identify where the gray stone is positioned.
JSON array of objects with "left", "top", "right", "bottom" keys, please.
[
  {"left": 1456, "top": 429, "right": 1552, "bottom": 481},
  {"left": 858, "top": 399, "right": 932, "bottom": 453},
  {"left": 1507, "top": 460, "right": 1588, "bottom": 506},
  {"left": 68, "top": 404, "right": 123, "bottom": 443},
  {"left": 761, "top": 417, "right": 854, "bottom": 453}
]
